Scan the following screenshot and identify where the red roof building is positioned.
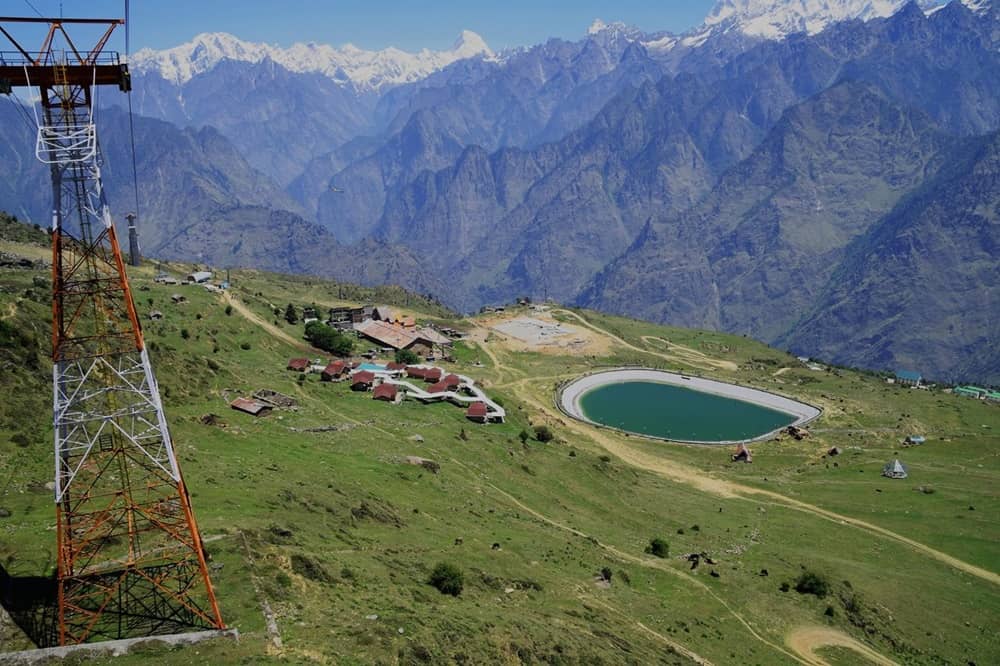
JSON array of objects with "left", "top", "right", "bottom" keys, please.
[
  {"left": 386, "top": 361, "right": 406, "bottom": 371},
  {"left": 287, "top": 358, "right": 309, "bottom": 372},
  {"left": 406, "top": 366, "right": 426, "bottom": 379},
  {"left": 373, "top": 383, "right": 398, "bottom": 402},
  {"left": 351, "top": 370, "right": 376, "bottom": 391},
  {"left": 442, "top": 374, "right": 461, "bottom": 389},
  {"left": 422, "top": 367, "right": 443, "bottom": 383},
  {"left": 466, "top": 401, "right": 488, "bottom": 422},
  {"left": 321, "top": 360, "right": 348, "bottom": 381},
  {"left": 427, "top": 380, "right": 450, "bottom": 394}
]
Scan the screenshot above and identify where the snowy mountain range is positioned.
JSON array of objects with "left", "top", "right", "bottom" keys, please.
[
  {"left": 131, "top": 1, "right": 991, "bottom": 91},
  {"left": 131, "top": 29, "right": 495, "bottom": 90}
]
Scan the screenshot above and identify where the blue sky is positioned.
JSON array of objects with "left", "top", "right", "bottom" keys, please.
[{"left": 16, "top": 1, "right": 717, "bottom": 53}]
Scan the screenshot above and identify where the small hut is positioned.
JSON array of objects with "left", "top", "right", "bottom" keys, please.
[
  {"left": 466, "top": 401, "right": 488, "bottom": 423},
  {"left": 148, "top": 310, "right": 164, "bottom": 320},
  {"left": 351, "top": 370, "right": 376, "bottom": 392},
  {"left": 422, "top": 367, "right": 443, "bottom": 383},
  {"left": 373, "top": 383, "right": 398, "bottom": 402},
  {"left": 731, "top": 443, "right": 752, "bottom": 463},
  {"left": 441, "top": 374, "right": 462, "bottom": 390},
  {"left": 405, "top": 366, "right": 427, "bottom": 380},
  {"left": 230, "top": 398, "right": 271, "bottom": 417},
  {"left": 903, "top": 435, "right": 926, "bottom": 447},
  {"left": 827, "top": 446, "right": 841, "bottom": 456},
  {"left": 427, "top": 380, "right": 450, "bottom": 394},
  {"left": 321, "top": 360, "right": 349, "bottom": 381},
  {"left": 287, "top": 358, "right": 310, "bottom": 372},
  {"left": 882, "top": 459, "right": 908, "bottom": 479}
]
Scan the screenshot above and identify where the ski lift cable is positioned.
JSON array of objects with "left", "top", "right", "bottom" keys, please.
[{"left": 124, "top": 0, "right": 141, "bottom": 222}]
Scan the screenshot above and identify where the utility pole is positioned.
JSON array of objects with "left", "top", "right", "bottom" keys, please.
[{"left": 0, "top": 15, "right": 224, "bottom": 646}]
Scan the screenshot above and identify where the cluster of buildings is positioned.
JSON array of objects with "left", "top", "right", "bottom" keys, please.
[
  {"left": 952, "top": 385, "right": 1000, "bottom": 402},
  {"left": 286, "top": 357, "right": 504, "bottom": 423},
  {"left": 324, "top": 304, "right": 458, "bottom": 358}
]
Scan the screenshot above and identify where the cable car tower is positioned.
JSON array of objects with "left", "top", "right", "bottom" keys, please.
[{"left": 0, "top": 16, "right": 224, "bottom": 645}]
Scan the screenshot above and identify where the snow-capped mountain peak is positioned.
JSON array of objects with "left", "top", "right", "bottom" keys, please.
[
  {"left": 132, "top": 30, "right": 493, "bottom": 90},
  {"left": 700, "top": 0, "right": 941, "bottom": 40}
]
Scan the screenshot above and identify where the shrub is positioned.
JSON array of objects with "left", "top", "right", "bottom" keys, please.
[
  {"left": 240, "top": 341, "right": 251, "bottom": 350},
  {"left": 645, "top": 538, "right": 669, "bottom": 559},
  {"left": 518, "top": 429, "right": 530, "bottom": 444},
  {"left": 206, "top": 358, "right": 220, "bottom": 372},
  {"left": 284, "top": 303, "right": 298, "bottom": 324},
  {"left": 598, "top": 455, "right": 612, "bottom": 464},
  {"left": 224, "top": 305, "right": 233, "bottom": 316},
  {"left": 11, "top": 433, "right": 31, "bottom": 448},
  {"left": 533, "top": 425, "right": 554, "bottom": 442},
  {"left": 600, "top": 567, "right": 612, "bottom": 582},
  {"left": 180, "top": 328, "right": 190, "bottom": 340},
  {"left": 305, "top": 322, "right": 353, "bottom": 356},
  {"left": 780, "top": 582, "right": 790, "bottom": 592},
  {"left": 794, "top": 570, "right": 830, "bottom": 598},
  {"left": 428, "top": 562, "right": 463, "bottom": 596},
  {"left": 395, "top": 348, "right": 420, "bottom": 365}
]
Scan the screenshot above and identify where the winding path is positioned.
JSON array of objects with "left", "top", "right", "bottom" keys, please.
[
  {"left": 786, "top": 626, "right": 898, "bottom": 666},
  {"left": 221, "top": 291, "right": 312, "bottom": 353},
  {"left": 553, "top": 310, "right": 739, "bottom": 372}
]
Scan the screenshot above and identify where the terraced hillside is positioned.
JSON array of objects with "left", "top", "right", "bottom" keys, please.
[{"left": 0, "top": 232, "right": 997, "bottom": 665}]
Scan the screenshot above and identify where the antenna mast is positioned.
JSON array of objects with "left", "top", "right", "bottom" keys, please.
[{"left": 0, "top": 16, "right": 224, "bottom": 646}]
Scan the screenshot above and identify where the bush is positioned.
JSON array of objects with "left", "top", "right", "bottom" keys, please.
[
  {"left": 240, "top": 341, "right": 251, "bottom": 350},
  {"left": 224, "top": 305, "right": 233, "bottom": 316},
  {"left": 428, "top": 562, "right": 463, "bottom": 596},
  {"left": 395, "top": 348, "right": 420, "bottom": 365},
  {"left": 533, "top": 425, "right": 554, "bottom": 442},
  {"left": 794, "top": 570, "right": 830, "bottom": 598},
  {"left": 206, "top": 358, "right": 220, "bottom": 372},
  {"left": 305, "top": 321, "right": 354, "bottom": 356},
  {"left": 600, "top": 567, "right": 612, "bottom": 582},
  {"left": 180, "top": 328, "right": 190, "bottom": 340},
  {"left": 645, "top": 538, "right": 669, "bottom": 559},
  {"left": 518, "top": 429, "right": 530, "bottom": 444}
]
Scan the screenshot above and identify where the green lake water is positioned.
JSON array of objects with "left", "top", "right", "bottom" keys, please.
[{"left": 579, "top": 381, "right": 795, "bottom": 442}]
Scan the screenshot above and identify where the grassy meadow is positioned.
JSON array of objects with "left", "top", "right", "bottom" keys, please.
[{"left": 0, "top": 237, "right": 997, "bottom": 665}]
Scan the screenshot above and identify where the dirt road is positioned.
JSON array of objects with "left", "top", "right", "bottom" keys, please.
[
  {"left": 221, "top": 291, "right": 313, "bottom": 353},
  {"left": 786, "top": 626, "right": 898, "bottom": 666}
]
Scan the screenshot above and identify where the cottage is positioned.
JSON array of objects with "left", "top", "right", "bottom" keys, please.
[
  {"left": 422, "top": 367, "right": 443, "bottom": 383},
  {"left": 427, "top": 380, "right": 450, "bottom": 394},
  {"left": 230, "top": 398, "right": 271, "bottom": 417},
  {"left": 148, "top": 310, "right": 164, "bottom": 320},
  {"left": 386, "top": 361, "right": 406, "bottom": 372},
  {"left": 351, "top": 370, "right": 376, "bottom": 391},
  {"left": 903, "top": 435, "right": 926, "bottom": 447},
  {"left": 466, "top": 401, "right": 488, "bottom": 423},
  {"left": 355, "top": 319, "right": 422, "bottom": 352},
  {"left": 287, "top": 358, "right": 310, "bottom": 372},
  {"left": 187, "top": 271, "right": 212, "bottom": 284},
  {"left": 170, "top": 293, "right": 186, "bottom": 303},
  {"left": 372, "top": 305, "right": 396, "bottom": 322},
  {"left": 894, "top": 370, "right": 922, "bottom": 387},
  {"left": 373, "top": 383, "right": 398, "bottom": 402},
  {"left": 321, "top": 360, "right": 349, "bottom": 381},
  {"left": 441, "top": 374, "right": 462, "bottom": 390}
]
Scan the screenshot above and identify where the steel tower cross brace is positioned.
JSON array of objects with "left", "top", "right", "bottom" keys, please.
[{"left": 0, "top": 17, "right": 224, "bottom": 646}]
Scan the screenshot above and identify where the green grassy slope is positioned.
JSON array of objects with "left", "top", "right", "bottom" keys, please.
[{"left": 0, "top": 239, "right": 997, "bottom": 665}]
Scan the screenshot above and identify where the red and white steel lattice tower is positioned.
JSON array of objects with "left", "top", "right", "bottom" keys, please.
[{"left": 0, "top": 16, "right": 224, "bottom": 645}]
